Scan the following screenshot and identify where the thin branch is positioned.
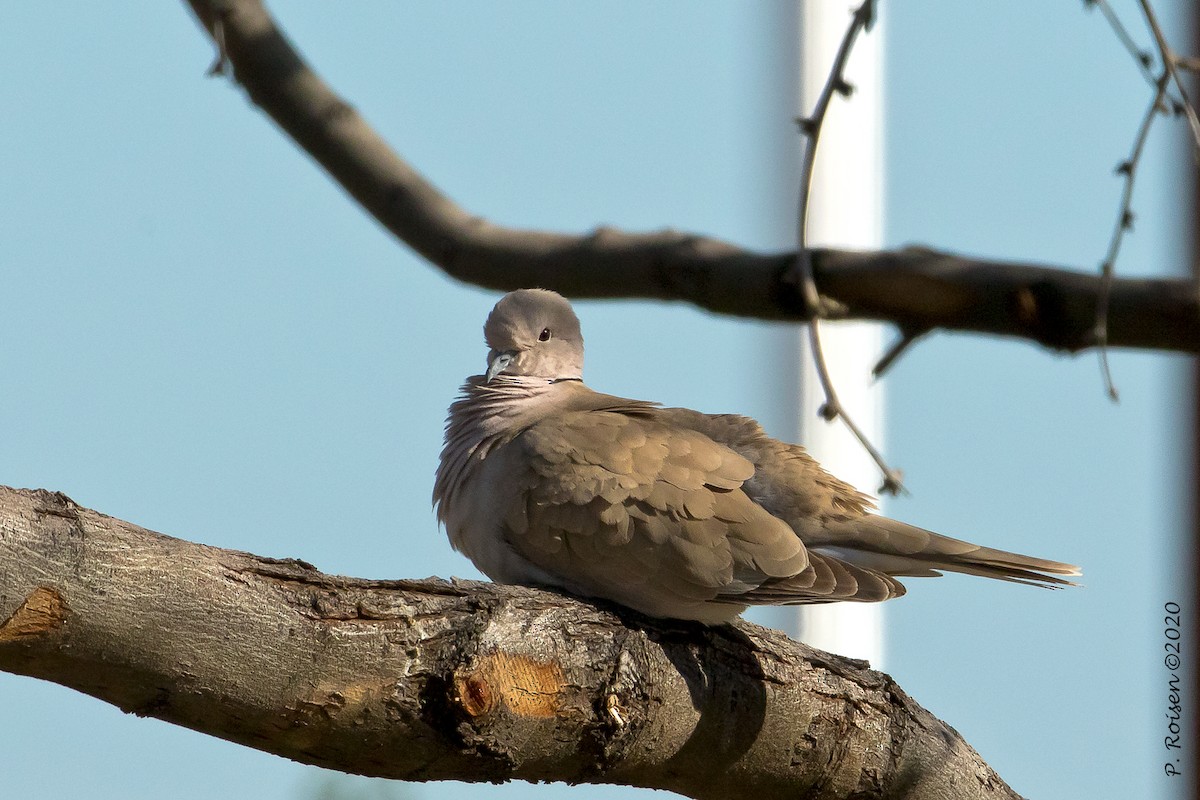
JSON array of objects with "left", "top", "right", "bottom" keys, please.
[
  {"left": 794, "top": 0, "right": 903, "bottom": 495},
  {"left": 1096, "top": 72, "right": 1169, "bottom": 401},
  {"left": 1138, "top": 0, "right": 1200, "bottom": 153},
  {"left": 1089, "top": 0, "right": 1200, "bottom": 401},
  {"left": 1092, "top": 0, "right": 1160, "bottom": 88},
  {"left": 179, "top": 0, "right": 1200, "bottom": 357},
  {"left": 1090, "top": 0, "right": 1190, "bottom": 114},
  {"left": 205, "top": 15, "right": 229, "bottom": 77},
  {"left": 1175, "top": 54, "right": 1200, "bottom": 73},
  {"left": 794, "top": 0, "right": 877, "bottom": 319},
  {"left": 873, "top": 326, "right": 930, "bottom": 379},
  {"left": 1089, "top": 0, "right": 1154, "bottom": 402},
  {"left": 0, "top": 486, "right": 1023, "bottom": 800}
]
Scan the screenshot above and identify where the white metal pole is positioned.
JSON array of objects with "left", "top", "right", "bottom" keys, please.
[{"left": 792, "top": 0, "right": 887, "bottom": 667}]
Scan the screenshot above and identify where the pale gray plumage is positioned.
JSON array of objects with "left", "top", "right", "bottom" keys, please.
[{"left": 434, "top": 288, "right": 1081, "bottom": 624}]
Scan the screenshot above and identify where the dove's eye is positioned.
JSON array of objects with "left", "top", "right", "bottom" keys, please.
[{"left": 539, "top": 328, "right": 552, "bottom": 341}]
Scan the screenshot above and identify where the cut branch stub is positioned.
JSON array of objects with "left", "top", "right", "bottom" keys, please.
[{"left": 0, "top": 586, "right": 69, "bottom": 643}]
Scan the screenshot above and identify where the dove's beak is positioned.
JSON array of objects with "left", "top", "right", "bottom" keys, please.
[{"left": 485, "top": 351, "right": 515, "bottom": 383}]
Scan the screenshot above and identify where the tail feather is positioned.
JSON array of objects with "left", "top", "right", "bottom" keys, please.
[{"left": 808, "top": 515, "right": 1081, "bottom": 589}]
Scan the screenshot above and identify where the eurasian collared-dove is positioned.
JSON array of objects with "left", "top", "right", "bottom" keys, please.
[{"left": 434, "top": 289, "right": 1080, "bottom": 624}]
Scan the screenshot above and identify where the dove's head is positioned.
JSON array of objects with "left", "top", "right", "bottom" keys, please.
[{"left": 483, "top": 289, "right": 584, "bottom": 383}]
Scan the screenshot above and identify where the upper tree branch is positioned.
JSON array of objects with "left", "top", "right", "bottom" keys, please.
[
  {"left": 0, "top": 485, "right": 1020, "bottom": 799},
  {"left": 183, "top": 0, "right": 1200, "bottom": 356}
]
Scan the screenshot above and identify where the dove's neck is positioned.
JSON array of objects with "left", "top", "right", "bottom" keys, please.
[
  {"left": 450, "top": 376, "right": 574, "bottom": 440},
  {"left": 434, "top": 376, "right": 577, "bottom": 519},
  {"left": 447, "top": 376, "right": 659, "bottom": 438},
  {"left": 434, "top": 376, "right": 661, "bottom": 522}
]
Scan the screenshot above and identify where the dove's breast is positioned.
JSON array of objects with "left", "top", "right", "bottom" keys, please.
[
  {"left": 434, "top": 380, "right": 575, "bottom": 588},
  {"left": 439, "top": 434, "right": 561, "bottom": 587}
]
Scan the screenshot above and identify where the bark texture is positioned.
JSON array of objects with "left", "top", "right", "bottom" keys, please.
[
  {"left": 182, "top": 0, "right": 1200, "bottom": 355},
  {"left": 0, "top": 485, "right": 1022, "bottom": 799}
]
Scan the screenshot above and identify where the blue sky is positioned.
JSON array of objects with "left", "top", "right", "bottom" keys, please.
[{"left": 0, "top": 2, "right": 1192, "bottom": 799}]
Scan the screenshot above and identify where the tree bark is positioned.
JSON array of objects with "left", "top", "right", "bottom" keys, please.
[
  {"left": 0, "top": 485, "right": 1021, "bottom": 799},
  {"left": 181, "top": 0, "right": 1199, "bottom": 356}
]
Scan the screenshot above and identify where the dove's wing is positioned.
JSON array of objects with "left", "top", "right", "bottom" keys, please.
[
  {"left": 484, "top": 407, "right": 902, "bottom": 622},
  {"left": 658, "top": 408, "right": 1079, "bottom": 586}
]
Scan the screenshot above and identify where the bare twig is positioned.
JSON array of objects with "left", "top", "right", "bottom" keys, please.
[
  {"left": 1091, "top": 0, "right": 1158, "bottom": 87},
  {"left": 794, "top": 1, "right": 903, "bottom": 495},
  {"left": 794, "top": 0, "right": 877, "bottom": 320},
  {"left": 204, "top": 15, "right": 229, "bottom": 77},
  {"left": 1137, "top": 0, "right": 1200, "bottom": 153},
  {"left": 873, "top": 326, "right": 930, "bottom": 379},
  {"left": 1090, "top": 0, "right": 1190, "bottom": 115},
  {"left": 1096, "top": 73, "right": 1169, "bottom": 401},
  {"left": 1175, "top": 54, "right": 1200, "bottom": 73},
  {"left": 1089, "top": 0, "right": 1200, "bottom": 401}
]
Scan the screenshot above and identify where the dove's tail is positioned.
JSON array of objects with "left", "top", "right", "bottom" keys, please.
[{"left": 809, "top": 515, "right": 1081, "bottom": 588}]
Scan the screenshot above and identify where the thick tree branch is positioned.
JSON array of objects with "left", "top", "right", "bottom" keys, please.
[
  {"left": 182, "top": 0, "right": 1200, "bottom": 356},
  {"left": 0, "top": 485, "right": 1022, "bottom": 799}
]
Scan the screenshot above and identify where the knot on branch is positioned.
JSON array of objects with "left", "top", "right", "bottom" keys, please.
[{"left": 1008, "top": 280, "right": 1091, "bottom": 351}]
